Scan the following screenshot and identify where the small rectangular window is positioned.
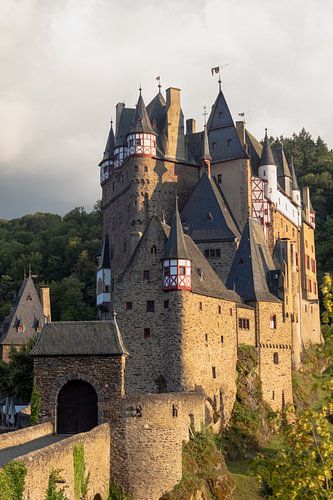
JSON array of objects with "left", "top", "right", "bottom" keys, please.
[
  {"left": 212, "top": 366, "right": 217, "bottom": 379},
  {"left": 204, "top": 249, "right": 209, "bottom": 258},
  {"left": 199, "top": 301, "right": 203, "bottom": 311},
  {"left": 217, "top": 174, "right": 222, "bottom": 184},
  {"left": 143, "top": 270, "right": 150, "bottom": 280},
  {"left": 164, "top": 300, "right": 169, "bottom": 309},
  {"left": 218, "top": 305, "right": 222, "bottom": 314},
  {"left": 216, "top": 248, "right": 221, "bottom": 258},
  {"left": 205, "top": 333, "right": 208, "bottom": 343},
  {"left": 270, "top": 315, "right": 277, "bottom": 329},
  {"left": 273, "top": 352, "right": 279, "bottom": 364},
  {"left": 146, "top": 300, "right": 155, "bottom": 313},
  {"left": 125, "top": 302, "right": 132, "bottom": 310},
  {"left": 210, "top": 249, "right": 215, "bottom": 258},
  {"left": 144, "top": 328, "right": 151, "bottom": 339},
  {"left": 221, "top": 335, "right": 224, "bottom": 343},
  {"left": 229, "top": 308, "right": 233, "bottom": 316}
]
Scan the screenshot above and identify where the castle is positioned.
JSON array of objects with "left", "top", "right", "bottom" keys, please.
[
  {"left": 29, "top": 80, "right": 322, "bottom": 499},
  {"left": 96, "top": 81, "right": 321, "bottom": 418}
]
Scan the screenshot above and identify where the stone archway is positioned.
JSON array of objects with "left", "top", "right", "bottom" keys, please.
[{"left": 57, "top": 379, "right": 98, "bottom": 434}]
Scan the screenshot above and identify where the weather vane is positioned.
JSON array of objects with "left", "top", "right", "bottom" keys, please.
[
  {"left": 211, "top": 64, "right": 229, "bottom": 90},
  {"left": 202, "top": 105, "right": 208, "bottom": 126}
]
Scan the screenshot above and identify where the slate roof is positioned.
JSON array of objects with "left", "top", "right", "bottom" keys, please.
[
  {"left": 290, "top": 158, "right": 299, "bottom": 190},
  {"left": 0, "top": 276, "right": 45, "bottom": 347},
  {"left": 31, "top": 318, "right": 128, "bottom": 357},
  {"left": 226, "top": 218, "right": 280, "bottom": 303},
  {"left": 207, "top": 88, "right": 247, "bottom": 163},
  {"left": 129, "top": 93, "right": 156, "bottom": 135},
  {"left": 163, "top": 199, "right": 191, "bottom": 260},
  {"left": 115, "top": 108, "right": 135, "bottom": 147},
  {"left": 98, "top": 234, "right": 111, "bottom": 269},
  {"left": 187, "top": 131, "right": 204, "bottom": 164},
  {"left": 161, "top": 222, "right": 240, "bottom": 301},
  {"left": 260, "top": 130, "right": 276, "bottom": 166},
  {"left": 182, "top": 173, "right": 240, "bottom": 242},
  {"left": 245, "top": 129, "right": 262, "bottom": 176},
  {"left": 201, "top": 125, "right": 212, "bottom": 161},
  {"left": 273, "top": 145, "right": 291, "bottom": 179},
  {"left": 147, "top": 91, "right": 166, "bottom": 134},
  {"left": 99, "top": 122, "right": 115, "bottom": 165}
]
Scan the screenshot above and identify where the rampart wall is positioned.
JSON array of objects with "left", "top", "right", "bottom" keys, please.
[{"left": 0, "top": 422, "right": 53, "bottom": 451}]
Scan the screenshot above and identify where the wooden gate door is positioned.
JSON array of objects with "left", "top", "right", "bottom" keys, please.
[{"left": 57, "top": 380, "right": 98, "bottom": 434}]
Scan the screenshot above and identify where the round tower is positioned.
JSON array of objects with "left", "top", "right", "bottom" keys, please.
[
  {"left": 258, "top": 129, "right": 277, "bottom": 199},
  {"left": 96, "top": 234, "right": 112, "bottom": 319},
  {"left": 162, "top": 198, "right": 192, "bottom": 291},
  {"left": 127, "top": 89, "right": 157, "bottom": 158}
]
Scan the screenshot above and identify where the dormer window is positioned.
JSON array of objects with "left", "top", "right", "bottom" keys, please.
[
  {"left": 27, "top": 294, "right": 32, "bottom": 301},
  {"left": 227, "top": 139, "right": 232, "bottom": 147}
]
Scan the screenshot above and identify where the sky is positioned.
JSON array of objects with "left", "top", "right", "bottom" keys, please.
[{"left": 1, "top": 0, "right": 332, "bottom": 219}]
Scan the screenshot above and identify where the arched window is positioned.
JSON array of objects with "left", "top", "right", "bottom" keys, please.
[{"left": 151, "top": 245, "right": 157, "bottom": 254}]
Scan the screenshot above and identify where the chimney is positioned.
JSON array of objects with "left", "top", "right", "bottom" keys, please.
[
  {"left": 236, "top": 120, "right": 246, "bottom": 146},
  {"left": 186, "top": 119, "right": 196, "bottom": 135},
  {"left": 116, "top": 102, "right": 125, "bottom": 135},
  {"left": 164, "top": 88, "right": 185, "bottom": 159},
  {"left": 40, "top": 286, "right": 51, "bottom": 322}
]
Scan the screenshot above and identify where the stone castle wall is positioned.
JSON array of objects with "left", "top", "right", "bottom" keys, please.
[
  {"left": 0, "top": 422, "right": 53, "bottom": 451},
  {"left": 256, "top": 301, "right": 293, "bottom": 411},
  {"left": 236, "top": 305, "right": 256, "bottom": 346},
  {"left": 19, "top": 424, "right": 110, "bottom": 500}
]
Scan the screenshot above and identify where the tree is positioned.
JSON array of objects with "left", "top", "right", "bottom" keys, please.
[
  {"left": 321, "top": 273, "right": 333, "bottom": 325},
  {"left": 253, "top": 407, "right": 333, "bottom": 499}
]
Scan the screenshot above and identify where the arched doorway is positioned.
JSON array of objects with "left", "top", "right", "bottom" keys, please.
[{"left": 57, "top": 380, "right": 98, "bottom": 434}]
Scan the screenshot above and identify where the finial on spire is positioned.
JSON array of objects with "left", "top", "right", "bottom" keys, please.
[
  {"left": 139, "top": 84, "right": 142, "bottom": 96},
  {"left": 202, "top": 105, "right": 208, "bottom": 126},
  {"left": 156, "top": 75, "right": 162, "bottom": 92},
  {"left": 265, "top": 127, "right": 268, "bottom": 136}
]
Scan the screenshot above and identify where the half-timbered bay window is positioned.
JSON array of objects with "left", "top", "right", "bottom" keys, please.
[{"left": 162, "top": 259, "right": 191, "bottom": 290}]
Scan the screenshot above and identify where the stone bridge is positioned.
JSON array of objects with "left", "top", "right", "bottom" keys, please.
[{"left": 0, "top": 422, "right": 110, "bottom": 500}]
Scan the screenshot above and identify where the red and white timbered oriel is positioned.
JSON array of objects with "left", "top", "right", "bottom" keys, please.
[
  {"left": 127, "top": 133, "right": 156, "bottom": 157},
  {"left": 163, "top": 259, "right": 191, "bottom": 290},
  {"left": 113, "top": 146, "right": 128, "bottom": 169},
  {"left": 251, "top": 176, "right": 270, "bottom": 232}
]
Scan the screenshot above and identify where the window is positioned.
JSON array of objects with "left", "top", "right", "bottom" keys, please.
[
  {"left": 305, "top": 304, "right": 307, "bottom": 312},
  {"left": 179, "top": 266, "right": 186, "bottom": 276},
  {"left": 238, "top": 318, "right": 250, "bottom": 330},
  {"left": 146, "top": 301, "right": 155, "bottom": 312},
  {"left": 151, "top": 245, "right": 157, "bottom": 254},
  {"left": 164, "top": 300, "right": 169, "bottom": 309},
  {"left": 273, "top": 352, "right": 279, "bottom": 364},
  {"left": 204, "top": 249, "right": 209, "bottom": 258},
  {"left": 199, "top": 301, "right": 203, "bottom": 311},
  {"left": 218, "top": 305, "right": 222, "bottom": 314},
  {"left": 212, "top": 366, "right": 217, "bottom": 379},
  {"left": 216, "top": 248, "right": 221, "bottom": 258},
  {"left": 272, "top": 390, "right": 275, "bottom": 400},
  {"left": 217, "top": 174, "right": 222, "bottom": 184},
  {"left": 212, "top": 142, "right": 216, "bottom": 149},
  {"left": 136, "top": 138, "right": 141, "bottom": 146},
  {"left": 221, "top": 335, "right": 224, "bottom": 344},
  {"left": 270, "top": 315, "right": 277, "bottom": 329},
  {"left": 144, "top": 328, "right": 151, "bottom": 339},
  {"left": 125, "top": 302, "right": 133, "bottom": 310},
  {"left": 144, "top": 166, "right": 148, "bottom": 172},
  {"left": 205, "top": 333, "right": 208, "bottom": 343},
  {"left": 229, "top": 308, "right": 233, "bottom": 316},
  {"left": 210, "top": 248, "right": 215, "bottom": 257},
  {"left": 314, "top": 282, "right": 317, "bottom": 294},
  {"left": 227, "top": 139, "right": 232, "bottom": 147},
  {"left": 26, "top": 295, "right": 32, "bottom": 301},
  {"left": 306, "top": 255, "right": 310, "bottom": 269},
  {"left": 143, "top": 270, "right": 150, "bottom": 280}
]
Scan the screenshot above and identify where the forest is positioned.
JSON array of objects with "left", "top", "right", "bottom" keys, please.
[{"left": 0, "top": 128, "right": 332, "bottom": 324}]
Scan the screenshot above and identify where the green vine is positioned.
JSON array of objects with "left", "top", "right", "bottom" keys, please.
[
  {"left": 108, "top": 481, "right": 130, "bottom": 500},
  {"left": 29, "top": 383, "right": 41, "bottom": 425},
  {"left": 0, "top": 461, "right": 27, "bottom": 500},
  {"left": 73, "top": 443, "right": 89, "bottom": 500},
  {"left": 45, "top": 469, "right": 68, "bottom": 500}
]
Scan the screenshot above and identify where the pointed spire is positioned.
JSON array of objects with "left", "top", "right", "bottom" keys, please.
[
  {"left": 112, "top": 311, "right": 129, "bottom": 355},
  {"left": 163, "top": 198, "right": 190, "bottom": 260},
  {"left": 201, "top": 125, "right": 212, "bottom": 162},
  {"left": 129, "top": 91, "right": 155, "bottom": 135},
  {"left": 260, "top": 129, "right": 276, "bottom": 166},
  {"left": 101, "top": 121, "right": 115, "bottom": 163},
  {"left": 99, "top": 234, "right": 111, "bottom": 269},
  {"left": 290, "top": 157, "right": 299, "bottom": 190}
]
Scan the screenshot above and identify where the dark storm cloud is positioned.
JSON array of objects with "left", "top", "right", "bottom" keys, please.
[{"left": 1, "top": 0, "right": 332, "bottom": 218}]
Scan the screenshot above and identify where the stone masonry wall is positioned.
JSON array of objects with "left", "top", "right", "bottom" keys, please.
[
  {"left": 112, "top": 392, "right": 205, "bottom": 500},
  {"left": 256, "top": 301, "right": 293, "bottom": 411},
  {"left": 33, "top": 355, "right": 125, "bottom": 428},
  {"left": 236, "top": 305, "right": 256, "bottom": 346},
  {"left": 194, "top": 241, "right": 238, "bottom": 283},
  {"left": 19, "top": 424, "right": 110, "bottom": 500},
  {"left": 0, "top": 422, "right": 53, "bottom": 451},
  {"left": 180, "top": 293, "right": 238, "bottom": 423}
]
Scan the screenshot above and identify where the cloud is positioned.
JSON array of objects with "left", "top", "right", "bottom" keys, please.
[{"left": 0, "top": 0, "right": 332, "bottom": 218}]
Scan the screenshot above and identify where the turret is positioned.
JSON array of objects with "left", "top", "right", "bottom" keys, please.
[
  {"left": 127, "top": 90, "right": 157, "bottom": 158},
  {"left": 201, "top": 125, "right": 212, "bottom": 177},
  {"left": 99, "top": 121, "right": 115, "bottom": 184},
  {"left": 162, "top": 199, "right": 191, "bottom": 291},
  {"left": 96, "top": 235, "right": 111, "bottom": 317},
  {"left": 290, "top": 158, "right": 301, "bottom": 208},
  {"left": 258, "top": 129, "right": 277, "bottom": 199}
]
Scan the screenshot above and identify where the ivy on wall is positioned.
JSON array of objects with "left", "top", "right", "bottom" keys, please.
[
  {"left": 73, "top": 443, "right": 89, "bottom": 500},
  {"left": 45, "top": 469, "right": 68, "bottom": 500},
  {"left": 0, "top": 461, "right": 27, "bottom": 500},
  {"left": 29, "top": 383, "right": 41, "bottom": 425}
]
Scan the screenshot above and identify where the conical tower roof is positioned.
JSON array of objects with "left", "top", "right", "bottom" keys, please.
[
  {"left": 129, "top": 92, "right": 156, "bottom": 135},
  {"left": 98, "top": 234, "right": 111, "bottom": 269},
  {"left": 201, "top": 125, "right": 212, "bottom": 161},
  {"left": 260, "top": 129, "right": 276, "bottom": 166},
  {"left": 163, "top": 198, "right": 190, "bottom": 260},
  {"left": 290, "top": 158, "right": 299, "bottom": 190},
  {"left": 226, "top": 218, "right": 279, "bottom": 302},
  {"left": 100, "top": 121, "right": 115, "bottom": 164}
]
